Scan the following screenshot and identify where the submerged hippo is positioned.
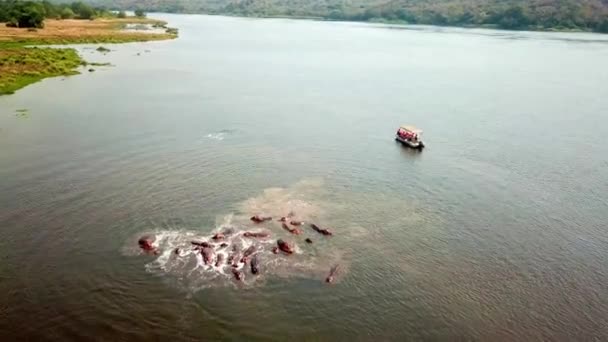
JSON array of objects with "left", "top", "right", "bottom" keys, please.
[
  {"left": 138, "top": 236, "right": 158, "bottom": 254},
  {"left": 232, "top": 269, "right": 243, "bottom": 281},
  {"left": 174, "top": 248, "right": 181, "bottom": 255},
  {"left": 220, "top": 242, "right": 229, "bottom": 248},
  {"left": 279, "top": 217, "right": 287, "bottom": 222},
  {"left": 231, "top": 257, "right": 241, "bottom": 268},
  {"left": 243, "top": 231, "right": 270, "bottom": 238},
  {"left": 229, "top": 252, "right": 241, "bottom": 267},
  {"left": 229, "top": 245, "right": 241, "bottom": 266},
  {"left": 201, "top": 247, "right": 215, "bottom": 265},
  {"left": 277, "top": 239, "right": 294, "bottom": 254},
  {"left": 250, "top": 215, "right": 272, "bottom": 223},
  {"left": 212, "top": 232, "right": 225, "bottom": 240},
  {"left": 138, "top": 236, "right": 154, "bottom": 249},
  {"left": 241, "top": 245, "right": 257, "bottom": 263},
  {"left": 311, "top": 223, "right": 333, "bottom": 236},
  {"left": 326, "top": 264, "right": 342, "bottom": 283},
  {"left": 282, "top": 223, "right": 301, "bottom": 235},
  {"left": 215, "top": 253, "right": 225, "bottom": 267},
  {"left": 305, "top": 238, "right": 313, "bottom": 244},
  {"left": 251, "top": 255, "right": 260, "bottom": 275},
  {"left": 221, "top": 227, "right": 235, "bottom": 236}
]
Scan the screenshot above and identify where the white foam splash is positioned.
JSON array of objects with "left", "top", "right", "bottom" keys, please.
[
  {"left": 206, "top": 133, "right": 225, "bottom": 141},
  {"left": 128, "top": 179, "right": 349, "bottom": 291},
  {"left": 205, "top": 129, "right": 236, "bottom": 141}
]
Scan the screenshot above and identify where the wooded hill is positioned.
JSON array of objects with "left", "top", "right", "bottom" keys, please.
[{"left": 50, "top": 0, "right": 608, "bottom": 32}]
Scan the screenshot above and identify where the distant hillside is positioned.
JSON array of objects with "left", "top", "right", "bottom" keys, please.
[{"left": 66, "top": 0, "right": 608, "bottom": 32}]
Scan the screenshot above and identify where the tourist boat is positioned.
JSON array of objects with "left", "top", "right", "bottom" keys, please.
[{"left": 395, "top": 125, "right": 425, "bottom": 149}]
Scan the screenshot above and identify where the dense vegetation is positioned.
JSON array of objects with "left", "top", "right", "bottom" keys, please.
[
  {"left": 0, "top": 2, "right": 174, "bottom": 96},
  {"left": 73, "top": 0, "right": 608, "bottom": 33},
  {"left": 0, "top": 0, "right": 123, "bottom": 28}
]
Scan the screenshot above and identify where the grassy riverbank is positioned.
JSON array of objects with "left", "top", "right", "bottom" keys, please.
[{"left": 0, "top": 17, "right": 177, "bottom": 95}]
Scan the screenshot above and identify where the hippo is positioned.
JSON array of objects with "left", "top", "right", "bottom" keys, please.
[
  {"left": 250, "top": 215, "right": 272, "bottom": 223},
  {"left": 220, "top": 242, "right": 229, "bottom": 248},
  {"left": 229, "top": 252, "right": 241, "bottom": 267},
  {"left": 221, "top": 227, "right": 235, "bottom": 235},
  {"left": 282, "top": 223, "right": 302, "bottom": 235},
  {"left": 138, "top": 236, "right": 158, "bottom": 254},
  {"left": 326, "top": 264, "right": 342, "bottom": 283},
  {"left": 212, "top": 232, "right": 225, "bottom": 240},
  {"left": 232, "top": 269, "right": 243, "bottom": 281},
  {"left": 311, "top": 223, "right": 333, "bottom": 236},
  {"left": 243, "top": 231, "right": 270, "bottom": 238},
  {"left": 277, "top": 239, "right": 294, "bottom": 254},
  {"left": 305, "top": 238, "right": 313, "bottom": 244},
  {"left": 215, "top": 253, "right": 225, "bottom": 267},
  {"left": 228, "top": 245, "right": 240, "bottom": 266},
  {"left": 201, "top": 247, "right": 214, "bottom": 265},
  {"left": 138, "top": 236, "right": 154, "bottom": 250},
  {"left": 290, "top": 221, "right": 304, "bottom": 226},
  {"left": 241, "top": 245, "right": 256, "bottom": 263},
  {"left": 251, "top": 255, "right": 260, "bottom": 275}
]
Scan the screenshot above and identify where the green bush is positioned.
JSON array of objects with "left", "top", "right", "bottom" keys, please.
[
  {"left": 134, "top": 9, "right": 146, "bottom": 18},
  {"left": 117, "top": 10, "right": 127, "bottom": 18},
  {"left": 71, "top": 1, "right": 95, "bottom": 20},
  {"left": 18, "top": 3, "right": 46, "bottom": 28},
  {"left": 60, "top": 8, "right": 74, "bottom": 19}
]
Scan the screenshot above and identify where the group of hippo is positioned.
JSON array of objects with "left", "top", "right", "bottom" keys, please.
[{"left": 138, "top": 213, "right": 341, "bottom": 284}]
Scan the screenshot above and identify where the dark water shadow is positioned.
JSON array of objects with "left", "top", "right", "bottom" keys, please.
[{"left": 395, "top": 140, "right": 424, "bottom": 159}]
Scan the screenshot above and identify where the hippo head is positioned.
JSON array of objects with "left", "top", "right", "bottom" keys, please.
[{"left": 138, "top": 236, "right": 155, "bottom": 250}]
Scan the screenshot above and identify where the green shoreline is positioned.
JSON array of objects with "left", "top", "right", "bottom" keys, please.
[
  {"left": 210, "top": 12, "right": 606, "bottom": 34},
  {"left": 0, "top": 19, "right": 177, "bottom": 96}
]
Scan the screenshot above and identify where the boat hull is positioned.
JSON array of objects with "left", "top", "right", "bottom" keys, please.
[{"left": 395, "top": 136, "right": 424, "bottom": 149}]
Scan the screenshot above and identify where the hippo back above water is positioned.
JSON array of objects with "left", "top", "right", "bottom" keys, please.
[
  {"left": 277, "top": 239, "right": 294, "bottom": 254},
  {"left": 251, "top": 254, "right": 260, "bottom": 274},
  {"left": 201, "top": 247, "right": 214, "bottom": 265},
  {"left": 311, "top": 223, "right": 333, "bottom": 236}
]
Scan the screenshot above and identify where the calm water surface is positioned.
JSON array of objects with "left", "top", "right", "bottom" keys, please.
[{"left": 1, "top": 14, "right": 608, "bottom": 341}]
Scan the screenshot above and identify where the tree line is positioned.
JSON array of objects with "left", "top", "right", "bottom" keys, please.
[
  {"left": 0, "top": 0, "right": 145, "bottom": 28},
  {"left": 72, "top": 0, "right": 608, "bottom": 33}
]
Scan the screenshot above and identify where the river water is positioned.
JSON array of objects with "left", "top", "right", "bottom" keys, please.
[{"left": 1, "top": 14, "right": 608, "bottom": 341}]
